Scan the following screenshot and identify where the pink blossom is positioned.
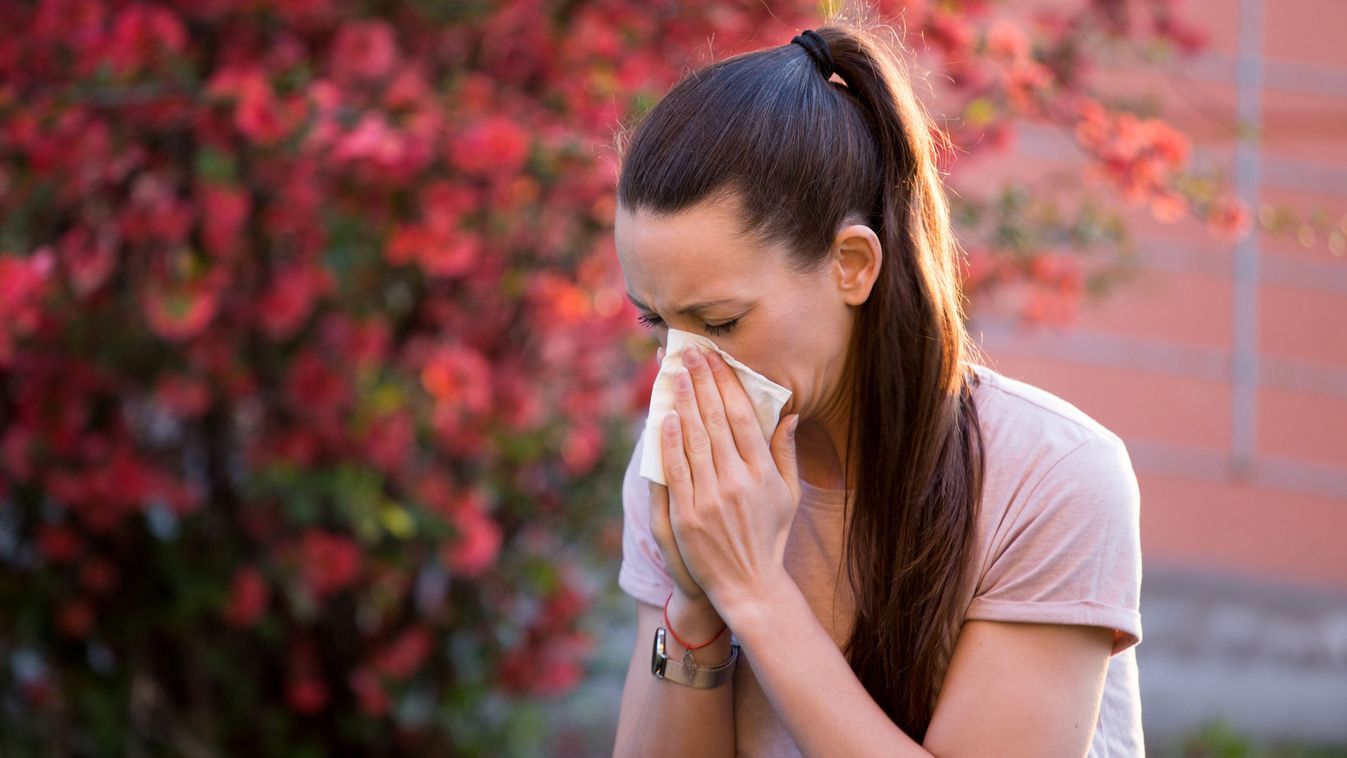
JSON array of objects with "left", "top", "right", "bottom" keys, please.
[
  {"left": 298, "top": 530, "right": 363, "bottom": 598},
  {"left": 258, "top": 264, "right": 335, "bottom": 340},
  {"left": 57, "top": 225, "right": 118, "bottom": 297},
  {"left": 105, "top": 4, "right": 187, "bottom": 77},
  {"left": 141, "top": 269, "right": 225, "bottom": 342},
  {"left": 447, "top": 115, "right": 531, "bottom": 177},
  {"left": 330, "top": 20, "right": 399, "bottom": 83},
  {"left": 199, "top": 185, "right": 251, "bottom": 260},
  {"left": 440, "top": 505, "right": 501, "bottom": 577},
  {"left": 420, "top": 344, "right": 492, "bottom": 415}
]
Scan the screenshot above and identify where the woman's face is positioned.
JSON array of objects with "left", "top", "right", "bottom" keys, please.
[{"left": 614, "top": 195, "right": 881, "bottom": 424}]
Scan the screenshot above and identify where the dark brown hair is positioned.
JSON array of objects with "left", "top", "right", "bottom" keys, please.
[{"left": 613, "top": 15, "right": 987, "bottom": 743}]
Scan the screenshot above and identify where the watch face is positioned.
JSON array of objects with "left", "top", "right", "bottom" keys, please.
[{"left": 651, "top": 626, "right": 667, "bottom": 678}]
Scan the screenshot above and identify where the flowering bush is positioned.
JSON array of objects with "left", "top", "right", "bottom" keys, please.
[{"left": 0, "top": 0, "right": 1231, "bottom": 753}]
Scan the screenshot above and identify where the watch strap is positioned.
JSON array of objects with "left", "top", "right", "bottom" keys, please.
[{"left": 651, "top": 626, "right": 739, "bottom": 688}]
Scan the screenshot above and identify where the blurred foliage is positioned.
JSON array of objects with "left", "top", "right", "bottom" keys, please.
[{"left": 1149, "top": 719, "right": 1347, "bottom": 758}]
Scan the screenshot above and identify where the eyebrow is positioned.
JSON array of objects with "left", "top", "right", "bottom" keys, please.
[{"left": 626, "top": 292, "right": 747, "bottom": 316}]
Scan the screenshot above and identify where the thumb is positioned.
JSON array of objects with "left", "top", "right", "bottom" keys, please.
[{"left": 770, "top": 413, "right": 801, "bottom": 501}]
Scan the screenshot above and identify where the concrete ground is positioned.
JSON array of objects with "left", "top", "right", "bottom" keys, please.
[{"left": 1138, "top": 564, "right": 1347, "bottom": 751}]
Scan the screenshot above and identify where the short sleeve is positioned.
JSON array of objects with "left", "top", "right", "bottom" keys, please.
[
  {"left": 966, "top": 435, "right": 1143, "bottom": 656},
  {"left": 617, "top": 427, "right": 676, "bottom": 607}
]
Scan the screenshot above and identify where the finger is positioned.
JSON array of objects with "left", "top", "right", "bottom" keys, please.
[
  {"left": 682, "top": 346, "right": 742, "bottom": 475},
  {"left": 657, "top": 346, "right": 665, "bottom": 365},
  {"left": 672, "top": 364, "right": 718, "bottom": 492},
  {"left": 702, "top": 349, "right": 770, "bottom": 470},
  {"left": 770, "top": 413, "right": 802, "bottom": 504},
  {"left": 659, "top": 409, "right": 698, "bottom": 517}
]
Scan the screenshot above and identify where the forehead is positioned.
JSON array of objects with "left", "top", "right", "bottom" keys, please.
[{"left": 614, "top": 199, "right": 765, "bottom": 302}]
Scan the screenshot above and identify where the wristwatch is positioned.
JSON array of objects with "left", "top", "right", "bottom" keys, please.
[{"left": 651, "top": 626, "right": 740, "bottom": 688}]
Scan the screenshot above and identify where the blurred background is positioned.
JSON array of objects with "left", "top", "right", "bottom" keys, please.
[{"left": 0, "top": 0, "right": 1342, "bottom": 755}]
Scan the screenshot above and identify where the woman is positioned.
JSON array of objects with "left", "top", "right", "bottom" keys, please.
[{"left": 610, "top": 19, "right": 1143, "bottom": 758}]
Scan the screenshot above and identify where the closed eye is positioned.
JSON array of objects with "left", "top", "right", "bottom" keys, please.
[{"left": 636, "top": 313, "right": 740, "bottom": 336}]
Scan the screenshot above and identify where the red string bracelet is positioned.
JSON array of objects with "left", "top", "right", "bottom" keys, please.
[{"left": 662, "top": 590, "right": 728, "bottom": 660}]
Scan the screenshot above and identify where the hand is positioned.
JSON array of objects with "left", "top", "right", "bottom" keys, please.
[
  {"left": 659, "top": 344, "right": 802, "bottom": 621},
  {"left": 648, "top": 338, "right": 718, "bottom": 609},
  {"left": 648, "top": 480, "right": 716, "bottom": 610},
  {"left": 645, "top": 343, "right": 718, "bottom": 611}
]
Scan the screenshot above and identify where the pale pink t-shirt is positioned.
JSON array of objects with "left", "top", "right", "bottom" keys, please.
[{"left": 618, "top": 362, "right": 1144, "bottom": 756}]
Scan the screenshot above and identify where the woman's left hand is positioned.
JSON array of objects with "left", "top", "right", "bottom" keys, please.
[{"left": 659, "top": 344, "right": 802, "bottom": 622}]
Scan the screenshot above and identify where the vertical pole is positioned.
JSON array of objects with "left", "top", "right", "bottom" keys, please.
[{"left": 1232, "top": 0, "right": 1263, "bottom": 475}]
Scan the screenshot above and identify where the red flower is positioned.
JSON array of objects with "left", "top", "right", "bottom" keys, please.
[
  {"left": 36, "top": 525, "right": 81, "bottom": 565},
  {"left": 333, "top": 113, "right": 407, "bottom": 168},
  {"left": 141, "top": 266, "right": 227, "bottom": 342},
  {"left": 287, "top": 674, "right": 329, "bottom": 715},
  {"left": 348, "top": 666, "right": 389, "bottom": 717},
  {"left": 330, "top": 20, "right": 399, "bottom": 83},
  {"left": 56, "top": 598, "right": 95, "bottom": 639},
  {"left": 447, "top": 115, "right": 530, "bottom": 178},
  {"left": 1208, "top": 196, "right": 1252, "bottom": 242},
  {"left": 986, "top": 20, "right": 1030, "bottom": 61},
  {"left": 257, "top": 264, "right": 334, "bottom": 340},
  {"left": 284, "top": 349, "right": 351, "bottom": 416},
  {"left": 439, "top": 504, "right": 502, "bottom": 577},
  {"left": 420, "top": 344, "right": 492, "bottom": 415},
  {"left": 105, "top": 4, "right": 187, "bottom": 77},
  {"left": 56, "top": 225, "right": 118, "bottom": 297},
  {"left": 154, "top": 374, "right": 212, "bottom": 419},
  {"left": 364, "top": 410, "right": 413, "bottom": 474},
  {"left": 561, "top": 421, "right": 602, "bottom": 475},
  {"left": 225, "top": 566, "right": 269, "bottom": 628},
  {"left": 235, "top": 76, "right": 301, "bottom": 146},
  {"left": 418, "top": 231, "right": 481, "bottom": 279},
  {"left": 497, "top": 630, "right": 590, "bottom": 696},
  {"left": 298, "top": 530, "right": 362, "bottom": 598},
  {"left": 79, "top": 557, "right": 119, "bottom": 595},
  {"left": 0, "top": 249, "right": 54, "bottom": 366},
  {"left": 199, "top": 184, "right": 251, "bottom": 260},
  {"left": 420, "top": 181, "right": 478, "bottom": 236},
  {"left": 373, "top": 625, "right": 432, "bottom": 680}
]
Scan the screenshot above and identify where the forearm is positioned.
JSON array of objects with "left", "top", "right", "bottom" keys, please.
[
  {"left": 614, "top": 594, "right": 736, "bottom": 758},
  {"left": 726, "top": 579, "right": 934, "bottom": 758}
]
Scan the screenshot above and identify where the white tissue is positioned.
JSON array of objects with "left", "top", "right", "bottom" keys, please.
[{"left": 639, "top": 328, "right": 793, "bottom": 485}]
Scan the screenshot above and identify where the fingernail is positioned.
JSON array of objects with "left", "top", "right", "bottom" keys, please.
[{"left": 684, "top": 346, "right": 702, "bottom": 366}]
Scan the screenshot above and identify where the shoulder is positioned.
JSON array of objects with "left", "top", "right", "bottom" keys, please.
[
  {"left": 962, "top": 367, "right": 1144, "bottom": 656},
  {"left": 967, "top": 363, "right": 1140, "bottom": 553},
  {"left": 970, "top": 362, "right": 1127, "bottom": 454}
]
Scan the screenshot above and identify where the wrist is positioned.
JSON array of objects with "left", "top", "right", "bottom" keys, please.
[
  {"left": 664, "top": 591, "right": 732, "bottom": 665},
  {"left": 720, "top": 575, "right": 802, "bottom": 649},
  {"left": 666, "top": 590, "right": 725, "bottom": 641}
]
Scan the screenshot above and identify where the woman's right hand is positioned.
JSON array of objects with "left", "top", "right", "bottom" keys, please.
[
  {"left": 648, "top": 479, "right": 719, "bottom": 615},
  {"left": 648, "top": 344, "right": 721, "bottom": 614}
]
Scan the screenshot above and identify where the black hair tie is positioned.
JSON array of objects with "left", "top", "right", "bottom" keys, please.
[{"left": 790, "top": 29, "right": 834, "bottom": 80}]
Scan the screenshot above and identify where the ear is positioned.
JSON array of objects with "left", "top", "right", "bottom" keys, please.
[{"left": 832, "top": 224, "right": 882, "bottom": 307}]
